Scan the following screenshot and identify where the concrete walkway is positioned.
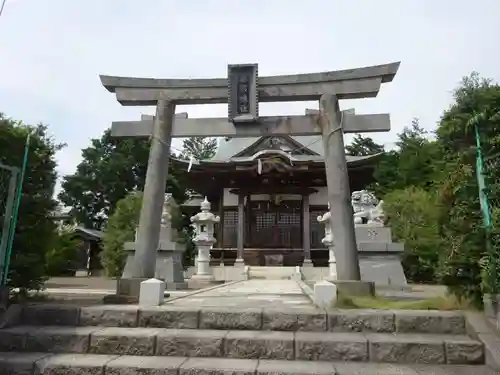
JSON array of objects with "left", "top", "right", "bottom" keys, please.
[{"left": 167, "top": 279, "right": 313, "bottom": 308}]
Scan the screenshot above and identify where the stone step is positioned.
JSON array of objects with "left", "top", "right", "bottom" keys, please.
[
  {"left": 0, "top": 352, "right": 495, "bottom": 375},
  {"left": 0, "top": 326, "right": 485, "bottom": 364},
  {"left": 20, "top": 303, "right": 468, "bottom": 334},
  {"left": 248, "top": 266, "right": 295, "bottom": 280}
]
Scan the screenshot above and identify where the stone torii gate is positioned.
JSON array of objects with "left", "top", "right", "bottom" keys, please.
[{"left": 100, "top": 62, "right": 400, "bottom": 297}]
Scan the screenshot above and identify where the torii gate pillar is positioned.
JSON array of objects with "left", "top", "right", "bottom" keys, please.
[{"left": 319, "top": 94, "right": 361, "bottom": 281}]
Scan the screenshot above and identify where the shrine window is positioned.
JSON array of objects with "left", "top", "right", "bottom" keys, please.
[{"left": 223, "top": 209, "right": 238, "bottom": 248}]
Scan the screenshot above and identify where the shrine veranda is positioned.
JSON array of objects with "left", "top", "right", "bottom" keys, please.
[{"left": 100, "top": 62, "right": 405, "bottom": 295}]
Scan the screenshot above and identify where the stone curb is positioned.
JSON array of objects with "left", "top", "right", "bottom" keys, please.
[
  {"left": 18, "top": 304, "right": 471, "bottom": 334},
  {"left": 0, "top": 353, "right": 492, "bottom": 375},
  {"left": 296, "top": 280, "right": 316, "bottom": 306},
  {"left": 165, "top": 279, "right": 243, "bottom": 303},
  {"left": 465, "top": 311, "right": 500, "bottom": 371},
  {"left": 0, "top": 303, "right": 23, "bottom": 328},
  {"left": 0, "top": 327, "right": 485, "bottom": 365}
]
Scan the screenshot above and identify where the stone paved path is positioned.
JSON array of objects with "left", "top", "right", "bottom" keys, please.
[{"left": 166, "top": 280, "right": 314, "bottom": 308}]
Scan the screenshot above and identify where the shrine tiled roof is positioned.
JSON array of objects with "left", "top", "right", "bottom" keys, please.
[
  {"left": 171, "top": 134, "right": 383, "bottom": 170},
  {"left": 212, "top": 136, "right": 324, "bottom": 161}
]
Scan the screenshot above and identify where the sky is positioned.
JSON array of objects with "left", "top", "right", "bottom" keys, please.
[{"left": 0, "top": 0, "right": 499, "bottom": 194}]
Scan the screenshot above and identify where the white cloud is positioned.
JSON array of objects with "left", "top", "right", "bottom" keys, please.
[{"left": 0, "top": 0, "right": 498, "bottom": 192}]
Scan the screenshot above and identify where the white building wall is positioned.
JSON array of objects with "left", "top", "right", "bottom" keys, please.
[
  {"left": 223, "top": 188, "right": 238, "bottom": 206},
  {"left": 309, "top": 187, "right": 328, "bottom": 206}
]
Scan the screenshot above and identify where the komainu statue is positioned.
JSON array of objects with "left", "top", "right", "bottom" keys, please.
[
  {"left": 161, "top": 193, "right": 174, "bottom": 226},
  {"left": 351, "top": 190, "right": 385, "bottom": 226}
]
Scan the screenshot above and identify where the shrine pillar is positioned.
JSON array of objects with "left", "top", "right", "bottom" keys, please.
[
  {"left": 302, "top": 194, "right": 313, "bottom": 266},
  {"left": 235, "top": 193, "right": 245, "bottom": 266}
]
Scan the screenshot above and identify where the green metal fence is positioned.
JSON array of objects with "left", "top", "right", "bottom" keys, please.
[{"left": 0, "top": 162, "right": 18, "bottom": 286}]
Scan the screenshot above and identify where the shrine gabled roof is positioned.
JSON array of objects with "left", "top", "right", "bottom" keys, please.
[
  {"left": 212, "top": 136, "right": 323, "bottom": 161},
  {"left": 173, "top": 134, "right": 383, "bottom": 170}
]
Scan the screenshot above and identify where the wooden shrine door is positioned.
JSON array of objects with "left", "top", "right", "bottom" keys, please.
[{"left": 249, "top": 200, "right": 302, "bottom": 248}]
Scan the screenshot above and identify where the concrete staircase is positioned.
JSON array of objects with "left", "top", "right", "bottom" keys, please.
[
  {"left": 0, "top": 303, "right": 495, "bottom": 374},
  {"left": 248, "top": 266, "right": 296, "bottom": 280}
]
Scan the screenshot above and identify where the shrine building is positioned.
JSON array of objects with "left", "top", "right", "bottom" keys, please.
[{"left": 177, "top": 134, "right": 382, "bottom": 267}]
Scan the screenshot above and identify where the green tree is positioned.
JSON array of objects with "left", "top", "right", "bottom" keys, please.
[
  {"left": 345, "top": 134, "right": 384, "bottom": 156},
  {"left": 45, "top": 225, "right": 83, "bottom": 277},
  {"left": 101, "top": 191, "right": 143, "bottom": 277},
  {"left": 384, "top": 187, "right": 443, "bottom": 283},
  {"left": 58, "top": 130, "right": 186, "bottom": 230},
  {"left": 101, "top": 191, "right": 194, "bottom": 277},
  {"left": 372, "top": 118, "right": 443, "bottom": 196},
  {"left": 0, "top": 115, "right": 62, "bottom": 292},
  {"left": 435, "top": 73, "right": 500, "bottom": 305},
  {"left": 180, "top": 137, "right": 217, "bottom": 160}
]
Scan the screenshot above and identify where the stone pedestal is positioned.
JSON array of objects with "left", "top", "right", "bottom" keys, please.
[
  {"left": 192, "top": 244, "right": 212, "bottom": 280},
  {"left": 122, "top": 236, "right": 187, "bottom": 290},
  {"left": 355, "top": 225, "right": 407, "bottom": 286},
  {"left": 327, "top": 247, "right": 337, "bottom": 280},
  {"left": 334, "top": 280, "right": 375, "bottom": 297},
  {"left": 113, "top": 277, "right": 148, "bottom": 303},
  {"left": 302, "top": 258, "right": 314, "bottom": 267},
  {"left": 116, "top": 194, "right": 187, "bottom": 300},
  {"left": 233, "top": 258, "right": 245, "bottom": 267},
  {"left": 317, "top": 204, "right": 338, "bottom": 281},
  {"left": 350, "top": 191, "right": 407, "bottom": 286}
]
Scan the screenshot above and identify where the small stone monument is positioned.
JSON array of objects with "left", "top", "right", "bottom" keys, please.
[
  {"left": 139, "top": 278, "right": 165, "bottom": 306},
  {"left": 314, "top": 280, "right": 338, "bottom": 308},
  {"left": 123, "top": 194, "right": 187, "bottom": 289},
  {"left": 351, "top": 190, "right": 407, "bottom": 286},
  {"left": 317, "top": 203, "right": 337, "bottom": 280},
  {"left": 190, "top": 197, "right": 220, "bottom": 285}
]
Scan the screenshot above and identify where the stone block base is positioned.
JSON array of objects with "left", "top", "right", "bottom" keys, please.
[
  {"left": 165, "top": 282, "right": 189, "bottom": 290},
  {"left": 188, "top": 277, "right": 222, "bottom": 290},
  {"left": 102, "top": 294, "right": 139, "bottom": 305},
  {"left": 233, "top": 258, "right": 245, "bottom": 267},
  {"left": 117, "top": 277, "right": 149, "bottom": 297},
  {"left": 104, "top": 277, "right": 153, "bottom": 303},
  {"left": 302, "top": 259, "right": 314, "bottom": 267},
  {"left": 332, "top": 280, "right": 375, "bottom": 297}
]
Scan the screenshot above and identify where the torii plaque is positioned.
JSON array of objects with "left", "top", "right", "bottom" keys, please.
[{"left": 100, "top": 61, "right": 400, "bottom": 297}]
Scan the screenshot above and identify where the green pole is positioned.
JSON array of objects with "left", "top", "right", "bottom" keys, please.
[
  {"left": 1, "top": 131, "right": 31, "bottom": 286},
  {"left": 475, "top": 124, "right": 492, "bottom": 229},
  {"left": 474, "top": 123, "right": 496, "bottom": 294}
]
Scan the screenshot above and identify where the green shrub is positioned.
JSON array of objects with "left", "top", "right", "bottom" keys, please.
[
  {"left": 100, "top": 192, "right": 193, "bottom": 277},
  {"left": 101, "top": 192, "right": 143, "bottom": 277},
  {"left": 383, "top": 186, "right": 444, "bottom": 283},
  {"left": 436, "top": 163, "right": 486, "bottom": 307}
]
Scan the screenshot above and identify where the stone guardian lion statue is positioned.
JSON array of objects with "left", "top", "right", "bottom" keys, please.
[{"left": 351, "top": 190, "right": 385, "bottom": 226}]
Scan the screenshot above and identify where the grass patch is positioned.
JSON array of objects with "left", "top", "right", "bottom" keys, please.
[{"left": 335, "top": 293, "right": 475, "bottom": 310}]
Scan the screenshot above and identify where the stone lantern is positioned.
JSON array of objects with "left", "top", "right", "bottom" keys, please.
[
  {"left": 190, "top": 197, "right": 220, "bottom": 283},
  {"left": 317, "top": 203, "right": 337, "bottom": 280}
]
